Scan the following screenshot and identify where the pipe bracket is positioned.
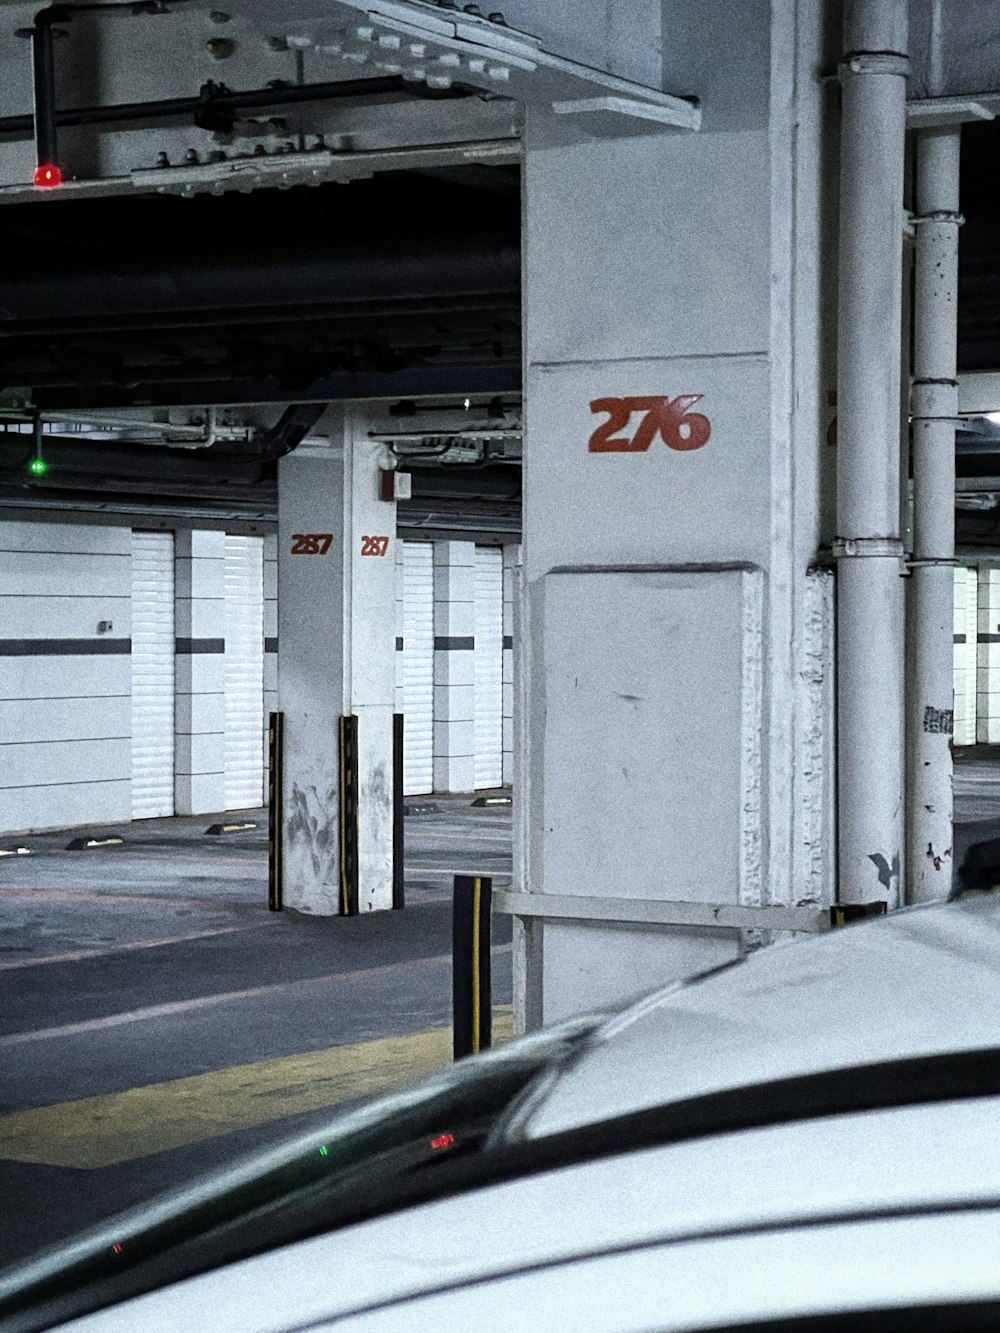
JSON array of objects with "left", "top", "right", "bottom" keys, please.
[
  {"left": 832, "top": 537, "right": 904, "bottom": 560},
  {"left": 911, "top": 209, "right": 964, "bottom": 227},
  {"left": 910, "top": 379, "right": 958, "bottom": 419},
  {"left": 841, "top": 52, "right": 910, "bottom": 78},
  {"left": 906, "top": 557, "right": 958, "bottom": 569}
]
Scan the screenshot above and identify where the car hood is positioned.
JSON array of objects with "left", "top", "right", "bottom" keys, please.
[{"left": 523, "top": 894, "right": 1000, "bottom": 1138}]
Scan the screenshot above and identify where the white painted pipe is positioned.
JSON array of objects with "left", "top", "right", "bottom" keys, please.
[
  {"left": 906, "top": 126, "right": 961, "bottom": 903},
  {"left": 836, "top": 0, "right": 909, "bottom": 907}
]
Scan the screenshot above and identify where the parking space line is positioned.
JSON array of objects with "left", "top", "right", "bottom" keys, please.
[
  {"left": 0, "top": 1010, "right": 514, "bottom": 1169},
  {"left": 0, "top": 888, "right": 255, "bottom": 910},
  {"left": 0, "top": 945, "right": 512, "bottom": 1048},
  {"left": 0, "top": 925, "right": 254, "bottom": 973}
]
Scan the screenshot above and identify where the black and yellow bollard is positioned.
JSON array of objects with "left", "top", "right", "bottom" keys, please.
[
  {"left": 453, "top": 875, "right": 492, "bottom": 1059},
  {"left": 339, "top": 715, "right": 360, "bottom": 916},
  {"left": 267, "top": 711, "right": 284, "bottom": 912},
  {"left": 830, "top": 900, "right": 888, "bottom": 927}
]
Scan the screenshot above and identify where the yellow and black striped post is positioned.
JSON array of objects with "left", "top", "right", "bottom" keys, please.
[
  {"left": 830, "top": 900, "right": 888, "bottom": 927},
  {"left": 339, "top": 715, "right": 360, "bottom": 916},
  {"left": 267, "top": 711, "right": 284, "bottom": 912},
  {"left": 452, "top": 874, "right": 492, "bottom": 1059},
  {"left": 392, "top": 712, "right": 404, "bottom": 911}
]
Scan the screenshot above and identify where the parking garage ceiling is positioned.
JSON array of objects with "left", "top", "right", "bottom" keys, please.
[{"left": 0, "top": 27, "right": 1000, "bottom": 534}]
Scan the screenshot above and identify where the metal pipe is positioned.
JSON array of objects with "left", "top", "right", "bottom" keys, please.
[
  {"left": 0, "top": 75, "right": 469, "bottom": 139},
  {"left": 835, "top": 0, "right": 909, "bottom": 907},
  {"left": 30, "top": 13, "right": 58, "bottom": 171},
  {"left": 906, "top": 126, "right": 962, "bottom": 903}
]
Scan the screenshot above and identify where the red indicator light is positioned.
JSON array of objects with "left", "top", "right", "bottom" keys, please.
[
  {"left": 111, "top": 1243, "right": 123, "bottom": 1255},
  {"left": 430, "top": 1133, "right": 455, "bottom": 1152},
  {"left": 33, "top": 164, "right": 62, "bottom": 188}
]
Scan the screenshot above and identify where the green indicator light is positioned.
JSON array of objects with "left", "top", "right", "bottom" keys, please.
[
  {"left": 318, "top": 1145, "right": 329, "bottom": 1157},
  {"left": 29, "top": 457, "right": 48, "bottom": 476}
]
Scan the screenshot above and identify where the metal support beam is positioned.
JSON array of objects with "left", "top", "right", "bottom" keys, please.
[
  {"left": 835, "top": 0, "right": 909, "bottom": 907},
  {"left": 494, "top": 891, "right": 830, "bottom": 935},
  {"left": 906, "top": 126, "right": 962, "bottom": 903}
]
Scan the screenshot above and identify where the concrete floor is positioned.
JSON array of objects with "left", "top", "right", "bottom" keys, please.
[
  {"left": 0, "top": 798, "right": 513, "bottom": 1268},
  {"left": 953, "top": 749, "right": 1000, "bottom": 869},
  {"left": 2, "top": 752, "right": 996, "bottom": 1272}
]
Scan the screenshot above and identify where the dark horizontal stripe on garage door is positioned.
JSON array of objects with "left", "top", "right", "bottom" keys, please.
[
  {"left": 175, "top": 638, "right": 225, "bottom": 654},
  {"left": 0, "top": 638, "right": 132, "bottom": 656},
  {"left": 434, "top": 636, "right": 475, "bottom": 651}
]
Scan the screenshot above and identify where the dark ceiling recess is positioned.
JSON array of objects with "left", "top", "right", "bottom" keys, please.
[
  {"left": 958, "top": 119, "right": 1000, "bottom": 374},
  {"left": 0, "top": 167, "right": 520, "bottom": 518},
  {"left": 0, "top": 168, "right": 520, "bottom": 409}
]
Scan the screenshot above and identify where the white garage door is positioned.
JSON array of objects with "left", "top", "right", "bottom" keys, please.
[
  {"left": 131, "top": 530, "right": 175, "bottom": 819},
  {"left": 399, "top": 541, "right": 434, "bottom": 795},
  {"left": 224, "top": 535, "right": 265, "bottom": 810},
  {"left": 474, "top": 545, "right": 504, "bottom": 790}
]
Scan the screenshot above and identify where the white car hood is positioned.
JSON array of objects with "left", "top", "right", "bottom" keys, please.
[{"left": 524, "top": 894, "right": 1000, "bottom": 1137}]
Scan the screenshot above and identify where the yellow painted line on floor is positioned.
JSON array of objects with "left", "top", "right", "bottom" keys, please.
[{"left": 0, "top": 1010, "right": 514, "bottom": 1170}]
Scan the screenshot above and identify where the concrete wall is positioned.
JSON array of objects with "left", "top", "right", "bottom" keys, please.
[{"left": 0, "top": 521, "right": 132, "bottom": 835}]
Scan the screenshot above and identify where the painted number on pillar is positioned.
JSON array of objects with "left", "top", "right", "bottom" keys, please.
[
  {"left": 361, "top": 535, "right": 390, "bottom": 557},
  {"left": 588, "top": 395, "right": 711, "bottom": 453},
  {"left": 291, "top": 533, "right": 333, "bottom": 555}
]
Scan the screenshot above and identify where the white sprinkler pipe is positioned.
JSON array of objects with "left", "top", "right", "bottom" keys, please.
[
  {"left": 906, "top": 126, "right": 962, "bottom": 903},
  {"left": 836, "top": 0, "right": 910, "bottom": 907}
]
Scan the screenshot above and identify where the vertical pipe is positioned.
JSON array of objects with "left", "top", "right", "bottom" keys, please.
[
  {"left": 31, "top": 14, "right": 58, "bottom": 172},
  {"left": 835, "top": 0, "right": 909, "bottom": 907},
  {"left": 906, "top": 126, "right": 961, "bottom": 903}
]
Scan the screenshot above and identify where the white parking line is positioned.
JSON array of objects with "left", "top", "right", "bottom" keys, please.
[
  {"left": 0, "top": 925, "right": 253, "bottom": 973},
  {"left": 0, "top": 945, "right": 513, "bottom": 1047}
]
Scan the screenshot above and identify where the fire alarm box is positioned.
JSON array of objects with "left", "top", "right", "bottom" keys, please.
[{"left": 380, "top": 470, "right": 412, "bottom": 502}]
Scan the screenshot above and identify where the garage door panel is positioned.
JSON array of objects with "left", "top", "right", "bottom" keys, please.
[
  {"left": 474, "top": 546, "right": 503, "bottom": 790},
  {"left": 399, "top": 541, "right": 433, "bottom": 795},
  {"left": 224, "top": 535, "right": 265, "bottom": 810},
  {"left": 131, "top": 530, "right": 175, "bottom": 820}
]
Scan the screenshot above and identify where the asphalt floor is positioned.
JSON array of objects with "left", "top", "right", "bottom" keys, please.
[
  {"left": 0, "top": 796, "right": 513, "bottom": 1269},
  {"left": 1, "top": 754, "right": 996, "bottom": 1273}
]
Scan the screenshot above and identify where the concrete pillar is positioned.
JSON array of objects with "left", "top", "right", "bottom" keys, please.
[
  {"left": 277, "top": 408, "right": 396, "bottom": 913},
  {"left": 174, "top": 529, "right": 226, "bottom": 815},
  {"left": 977, "top": 567, "right": 1000, "bottom": 744},
  {"left": 502, "top": 543, "right": 521, "bottom": 788},
  {"left": 432, "top": 540, "right": 476, "bottom": 794},
  {"left": 517, "top": 2, "right": 834, "bottom": 1026}
]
